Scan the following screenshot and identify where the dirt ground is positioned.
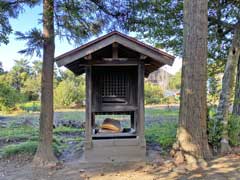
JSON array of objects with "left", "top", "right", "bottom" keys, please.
[{"left": 1, "top": 151, "right": 240, "bottom": 180}]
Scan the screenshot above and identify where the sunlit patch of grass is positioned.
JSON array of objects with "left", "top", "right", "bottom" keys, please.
[
  {"left": 145, "top": 121, "right": 177, "bottom": 149},
  {"left": 0, "top": 126, "right": 38, "bottom": 139},
  {"left": 0, "top": 136, "right": 71, "bottom": 158},
  {"left": 145, "top": 108, "right": 179, "bottom": 118},
  {"left": 56, "top": 111, "right": 85, "bottom": 122},
  {"left": 0, "top": 141, "right": 38, "bottom": 158}
]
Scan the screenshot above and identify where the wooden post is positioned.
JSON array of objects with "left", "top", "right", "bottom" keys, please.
[
  {"left": 112, "top": 43, "right": 118, "bottom": 59},
  {"left": 85, "top": 65, "right": 92, "bottom": 149},
  {"left": 138, "top": 62, "right": 145, "bottom": 142}
]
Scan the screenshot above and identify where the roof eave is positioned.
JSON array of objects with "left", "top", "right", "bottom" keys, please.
[{"left": 55, "top": 31, "right": 175, "bottom": 67}]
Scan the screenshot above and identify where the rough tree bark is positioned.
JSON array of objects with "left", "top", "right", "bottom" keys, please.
[
  {"left": 33, "top": 0, "right": 57, "bottom": 166},
  {"left": 216, "top": 24, "right": 240, "bottom": 154},
  {"left": 171, "top": 0, "right": 211, "bottom": 167},
  {"left": 232, "top": 25, "right": 240, "bottom": 115}
]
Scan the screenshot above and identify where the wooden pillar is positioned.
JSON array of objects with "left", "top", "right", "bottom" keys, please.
[
  {"left": 138, "top": 62, "right": 145, "bottom": 141},
  {"left": 85, "top": 65, "right": 92, "bottom": 149}
]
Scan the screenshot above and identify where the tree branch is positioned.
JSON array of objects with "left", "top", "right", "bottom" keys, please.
[{"left": 208, "top": 16, "right": 234, "bottom": 29}]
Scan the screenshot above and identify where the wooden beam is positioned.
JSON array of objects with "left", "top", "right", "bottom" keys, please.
[
  {"left": 112, "top": 42, "right": 118, "bottom": 58},
  {"left": 138, "top": 62, "right": 145, "bottom": 141},
  {"left": 140, "top": 54, "right": 147, "bottom": 60},
  {"left": 79, "top": 59, "right": 139, "bottom": 66},
  {"left": 84, "top": 54, "right": 92, "bottom": 60},
  {"left": 102, "top": 58, "right": 135, "bottom": 61},
  {"left": 85, "top": 65, "right": 92, "bottom": 149}
]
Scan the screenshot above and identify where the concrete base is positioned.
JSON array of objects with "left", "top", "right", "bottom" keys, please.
[{"left": 83, "top": 137, "right": 146, "bottom": 162}]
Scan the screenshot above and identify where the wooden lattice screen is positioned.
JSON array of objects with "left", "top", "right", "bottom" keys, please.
[{"left": 100, "top": 71, "right": 129, "bottom": 103}]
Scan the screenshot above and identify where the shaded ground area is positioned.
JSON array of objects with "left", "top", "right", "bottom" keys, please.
[{"left": 0, "top": 153, "right": 240, "bottom": 180}]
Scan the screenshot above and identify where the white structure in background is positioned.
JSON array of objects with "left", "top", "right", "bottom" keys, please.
[
  {"left": 147, "top": 57, "right": 182, "bottom": 90},
  {"left": 147, "top": 68, "right": 172, "bottom": 90}
]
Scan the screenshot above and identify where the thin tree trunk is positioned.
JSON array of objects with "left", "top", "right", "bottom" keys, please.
[
  {"left": 232, "top": 25, "right": 240, "bottom": 115},
  {"left": 33, "top": 0, "right": 57, "bottom": 166},
  {"left": 217, "top": 24, "right": 240, "bottom": 154},
  {"left": 172, "top": 0, "right": 211, "bottom": 168}
]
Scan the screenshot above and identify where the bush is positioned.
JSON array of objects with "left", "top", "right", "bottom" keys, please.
[
  {"left": 54, "top": 78, "right": 85, "bottom": 109},
  {"left": 228, "top": 115, "right": 240, "bottom": 146},
  {"left": 162, "top": 96, "right": 180, "bottom": 104},
  {"left": 207, "top": 107, "right": 223, "bottom": 150},
  {"left": 145, "top": 121, "right": 177, "bottom": 149},
  {"left": 0, "top": 138, "right": 67, "bottom": 158},
  {"left": 0, "top": 126, "right": 37, "bottom": 139},
  {"left": 0, "top": 82, "right": 24, "bottom": 112},
  {"left": 0, "top": 141, "right": 38, "bottom": 158},
  {"left": 18, "top": 101, "right": 41, "bottom": 112},
  {"left": 144, "top": 82, "right": 164, "bottom": 104}
]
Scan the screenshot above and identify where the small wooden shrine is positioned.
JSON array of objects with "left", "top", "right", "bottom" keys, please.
[{"left": 56, "top": 31, "right": 174, "bottom": 162}]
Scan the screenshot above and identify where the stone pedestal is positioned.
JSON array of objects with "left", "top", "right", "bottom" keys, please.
[{"left": 84, "top": 137, "right": 146, "bottom": 162}]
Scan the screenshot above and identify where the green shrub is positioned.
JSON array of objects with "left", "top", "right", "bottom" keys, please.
[
  {"left": 207, "top": 107, "right": 223, "bottom": 149},
  {"left": 18, "top": 101, "right": 41, "bottom": 112},
  {"left": 0, "top": 138, "right": 66, "bottom": 158},
  {"left": 228, "top": 115, "right": 240, "bottom": 146},
  {"left": 0, "top": 141, "right": 38, "bottom": 158},
  {"left": 0, "top": 82, "right": 23, "bottom": 112},
  {"left": 145, "top": 108, "right": 179, "bottom": 118},
  {"left": 0, "top": 126, "right": 37, "bottom": 139},
  {"left": 162, "top": 96, "right": 180, "bottom": 104},
  {"left": 144, "top": 82, "right": 164, "bottom": 104},
  {"left": 54, "top": 79, "right": 85, "bottom": 108},
  {"left": 145, "top": 121, "right": 177, "bottom": 149},
  {"left": 168, "top": 71, "right": 181, "bottom": 90}
]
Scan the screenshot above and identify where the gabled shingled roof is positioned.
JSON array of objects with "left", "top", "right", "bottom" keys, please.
[{"left": 55, "top": 31, "right": 175, "bottom": 75}]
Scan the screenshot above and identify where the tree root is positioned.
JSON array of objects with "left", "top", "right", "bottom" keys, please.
[
  {"left": 220, "top": 139, "right": 232, "bottom": 154},
  {"left": 32, "top": 145, "right": 58, "bottom": 168},
  {"left": 171, "top": 140, "right": 209, "bottom": 170}
]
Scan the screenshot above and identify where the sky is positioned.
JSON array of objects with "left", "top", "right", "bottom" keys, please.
[{"left": 0, "top": 4, "right": 182, "bottom": 74}]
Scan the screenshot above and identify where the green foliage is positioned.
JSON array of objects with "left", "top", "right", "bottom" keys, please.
[
  {"left": 0, "top": 82, "right": 24, "bottom": 112},
  {"left": 0, "top": 137, "right": 68, "bottom": 158},
  {"left": 145, "top": 121, "right": 177, "bottom": 149},
  {"left": 144, "top": 82, "right": 164, "bottom": 104},
  {"left": 207, "top": 108, "right": 240, "bottom": 149},
  {"left": 0, "top": 0, "right": 40, "bottom": 45},
  {"left": 7, "top": 59, "right": 31, "bottom": 91},
  {"left": 54, "top": 72, "right": 85, "bottom": 108},
  {"left": 207, "top": 75, "right": 222, "bottom": 105},
  {"left": 15, "top": 28, "right": 43, "bottom": 57},
  {"left": 168, "top": 71, "right": 181, "bottom": 90},
  {"left": 22, "top": 75, "right": 41, "bottom": 101},
  {"left": 60, "top": 111, "right": 85, "bottom": 121},
  {"left": 0, "top": 61, "right": 4, "bottom": 74},
  {"left": 145, "top": 108, "right": 179, "bottom": 118},
  {"left": 0, "top": 141, "right": 38, "bottom": 158},
  {"left": 162, "top": 96, "right": 180, "bottom": 105},
  {"left": 228, "top": 115, "right": 240, "bottom": 146},
  {"left": 0, "top": 125, "right": 37, "bottom": 139},
  {"left": 18, "top": 101, "right": 41, "bottom": 112},
  {"left": 54, "top": 80, "right": 79, "bottom": 108},
  {"left": 207, "top": 107, "right": 223, "bottom": 149}
]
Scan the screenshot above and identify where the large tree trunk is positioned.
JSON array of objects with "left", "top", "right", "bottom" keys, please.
[
  {"left": 232, "top": 25, "right": 240, "bottom": 115},
  {"left": 172, "top": 0, "right": 211, "bottom": 167},
  {"left": 216, "top": 25, "right": 240, "bottom": 154},
  {"left": 33, "top": 0, "right": 57, "bottom": 167}
]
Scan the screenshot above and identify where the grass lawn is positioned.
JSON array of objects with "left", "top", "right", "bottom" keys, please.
[{"left": 0, "top": 107, "right": 179, "bottom": 158}]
